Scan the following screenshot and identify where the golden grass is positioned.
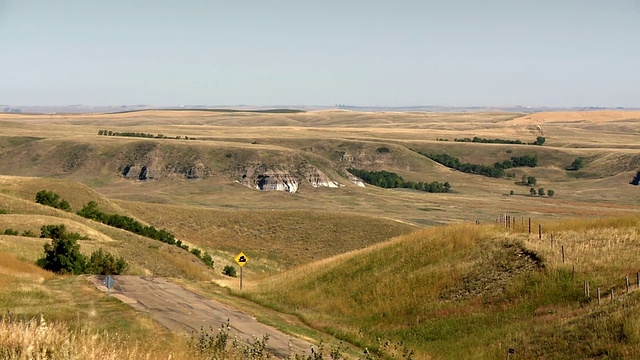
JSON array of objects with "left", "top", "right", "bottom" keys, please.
[
  {"left": 0, "top": 315, "right": 185, "bottom": 360},
  {"left": 0, "top": 252, "right": 54, "bottom": 288},
  {"left": 510, "top": 110, "right": 640, "bottom": 124},
  {"left": 515, "top": 216, "right": 640, "bottom": 277},
  {"left": 243, "top": 216, "right": 640, "bottom": 359}
]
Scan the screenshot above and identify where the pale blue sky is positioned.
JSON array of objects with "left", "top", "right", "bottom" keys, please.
[{"left": 1, "top": 0, "right": 639, "bottom": 107}]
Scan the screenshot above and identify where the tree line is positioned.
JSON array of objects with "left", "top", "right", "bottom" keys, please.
[
  {"left": 419, "top": 152, "right": 537, "bottom": 178},
  {"left": 443, "top": 136, "right": 546, "bottom": 146},
  {"left": 76, "top": 201, "right": 214, "bottom": 268},
  {"left": 33, "top": 190, "right": 214, "bottom": 269},
  {"left": 348, "top": 168, "right": 451, "bottom": 193},
  {"left": 98, "top": 130, "right": 196, "bottom": 140}
]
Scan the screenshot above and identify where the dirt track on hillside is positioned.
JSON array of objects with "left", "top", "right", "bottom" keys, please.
[{"left": 87, "top": 275, "right": 314, "bottom": 358}]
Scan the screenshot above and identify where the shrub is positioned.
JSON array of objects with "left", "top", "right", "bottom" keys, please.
[
  {"left": 222, "top": 265, "right": 237, "bottom": 277},
  {"left": 3, "top": 229, "right": 19, "bottom": 236},
  {"left": 201, "top": 252, "right": 214, "bottom": 268},
  {"left": 190, "top": 248, "right": 202, "bottom": 257},
  {"left": 21, "top": 229, "right": 37, "bottom": 237},
  {"left": 527, "top": 176, "right": 537, "bottom": 186},
  {"left": 570, "top": 158, "right": 583, "bottom": 171},
  {"left": 87, "top": 248, "right": 128, "bottom": 275},
  {"left": 0, "top": 208, "right": 7, "bottom": 214},
  {"left": 538, "top": 188, "right": 545, "bottom": 196},
  {"left": 376, "top": 147, "right": 390, "bottom": 154},
  {"left": 530, "top": 188, "right": 537, "bottom": 196},
  {"left": 547, "top": 189, "right": 555, "bottom": 197},
  {"left": 35, "top": 190, "right": 72, "bottom": 212},
  {"left": 531, "top": 136, "right": 546, "bottom": 146}
]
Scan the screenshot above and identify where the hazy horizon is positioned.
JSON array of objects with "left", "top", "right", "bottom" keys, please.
[{"left": 1, "top": 1, "right": 639, "bottom": 108}]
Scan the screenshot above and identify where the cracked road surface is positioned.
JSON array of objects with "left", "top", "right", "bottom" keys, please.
[{"left": 87, "top": 275, "right": 314, "bottom": 358}]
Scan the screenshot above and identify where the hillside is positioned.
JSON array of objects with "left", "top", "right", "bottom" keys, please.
[
  {"left": 0, "top": 110, "right": 638, "bottom": 227},
  {"left": 246, "top": 216, "right": 640, "bottom": 359},
  {"left": 1, "top": 109, "right": 639, "bottom": 359}
]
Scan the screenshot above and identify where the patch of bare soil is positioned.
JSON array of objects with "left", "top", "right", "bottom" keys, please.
[{"left": 440, "top": 242, "right": 544, "bottom": 302}]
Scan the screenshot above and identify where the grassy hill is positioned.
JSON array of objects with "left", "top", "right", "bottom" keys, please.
[
  {"left": 1, "top": 109, "right": 639, "bottom": 359},
  {"left": 245, "top": 216, "right": 640, "bottom": 359}
]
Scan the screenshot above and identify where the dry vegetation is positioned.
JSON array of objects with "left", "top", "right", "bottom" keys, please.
[
  {"left": 245, "top": 216, "right": 640, "bottom": 359},
  {"left": 0, "top": 109, "right": 639, "bottom": 359}
]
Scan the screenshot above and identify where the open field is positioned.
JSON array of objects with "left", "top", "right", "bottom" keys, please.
[{"left": 0, "top": 109, "right": 639, "bottom": 359}]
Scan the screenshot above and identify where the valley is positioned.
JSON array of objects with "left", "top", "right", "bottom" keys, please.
[{"left": 0, "top": 109, "right": 639, "bottom": 359}]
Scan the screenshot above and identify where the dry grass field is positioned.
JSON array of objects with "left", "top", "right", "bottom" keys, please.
[{"left": 0, "top": 109, "right": 639, "bottom": 359}]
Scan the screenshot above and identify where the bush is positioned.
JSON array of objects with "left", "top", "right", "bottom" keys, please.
[
  {"left": 570, "top": 158, "right": 583, "bottom": 171},
  {"left": 530, "top": 188, "right": 537, "bottom": 196},
  {"left": 35, "top": 190, "right": 72, "bottom": 212},
  {"left": 222, "top": 265, "right": 237, "bottom": 277},
  {"left": 531, "top": 136, "right": 546, "bottom": 146},
  {"left": 201, "top": 252, "right": 214, "bottom": 268},
  {"left": 527, "top": 176, "right": 537, "bottom": 186},
  {"left": 376, "top": 147, "right": 390, "bottom": 154},
  {"left": 547, "top": 189, "right": 555, "bottom": 197},
  {"left": 0, "top": 208, "right": 7, "bottom": 214},
  {"left": 538, "top": 188, "right": 545, "bottom": 196},
  {"left": 87, "top": 248, "right": 128, "bottom": 275},
  {"left": 3, "top": 229, "right": 19, "bottom": 236},
  {"left": 21, "top": 229, "right": 37, "bottom": 237}
]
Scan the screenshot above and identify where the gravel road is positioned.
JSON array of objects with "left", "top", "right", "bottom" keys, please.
[{"left": 87, "top": 275, "right": 314, "bottom": 358}]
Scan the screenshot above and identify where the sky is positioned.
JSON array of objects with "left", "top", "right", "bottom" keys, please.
[{"left": 1, "top": 0, "right": 639, "bottom": 108}]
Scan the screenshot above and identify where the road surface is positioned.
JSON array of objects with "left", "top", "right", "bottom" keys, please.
[{"left": 87, "top": 275, "right": 314, "bottom": 358}]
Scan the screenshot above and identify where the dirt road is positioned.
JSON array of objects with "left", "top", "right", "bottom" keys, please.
[{"left": 87, "top": 275, "right": 314, "bottom": 358}]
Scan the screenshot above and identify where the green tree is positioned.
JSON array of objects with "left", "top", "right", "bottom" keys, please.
[
  {"left": 532, "top": 136, "right": 546, "bottom": 146},
  {"left": 538, "top": 188, "right": 545, "bottom": 196},
  {"left": 35, "top": 190, "right": 71, "bottom": 212},
  {"left": 36, "top": 225, "right": 87, "bottom": 274},
  {"left": 547, "top": 189, "right": 555, "bottom": 197},
  {"left": 570, "top": 158, "right": 583, "bottom": 171},
  {"left": 527, "top": 176, "right": 537, "bottom": 186},
  {"left": 201, "top": 252, "right": 214, "bottom": 268},
  {"left": 3, "top": 229, "right": 18, "bottom": 236},
  {"left": 222, "top": 265, "right": 237, "bottom": 277},
  {"left": 530, "top": 188, "right": 537, "bottom": 196}
]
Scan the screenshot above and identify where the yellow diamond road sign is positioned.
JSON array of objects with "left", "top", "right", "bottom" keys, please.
[{"left": 235, "top": 252, "right": 249, "bottom": 267}]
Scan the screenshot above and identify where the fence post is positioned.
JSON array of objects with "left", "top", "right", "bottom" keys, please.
[
  {"left": 587, "top": 281, "right": 590, "bottom": 297},
  {"left": 626, "top": 276, "right": 630, "bottom": 293},
  {"left": 538, "top": 224, "right": 542, "bottom": 240},
  {"left": 611, "top": 288, "right": 614, "bottom": 301},
  {"left": 562, "top": 245, "right": 565, "bottom": 264},
  {"left": 597, "top": 288, "right": 601, "bottom": 305},
  {"left": 528, "top": 218, "right": 531, "bottom": 234}
]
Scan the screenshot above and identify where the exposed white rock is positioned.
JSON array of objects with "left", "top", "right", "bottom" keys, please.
[
  {"left": 257, "top": 173, "right": 299, "bottom": 193},
  {"left": 346, "top": 171, "right": 365, "bottom": 187},
  {"left": 305, "top": 168, "right": 339, "bottom": 188},
  {"left": 237, "top": 165, "right": 299, "bottom": 193}
]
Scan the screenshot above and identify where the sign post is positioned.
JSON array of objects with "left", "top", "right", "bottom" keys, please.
[
  {"left": 102, "top": 275, "right": 115, "bottom": 297},
  {"left": 234, "top": 252, "right": 249, "bottom": 290}
]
